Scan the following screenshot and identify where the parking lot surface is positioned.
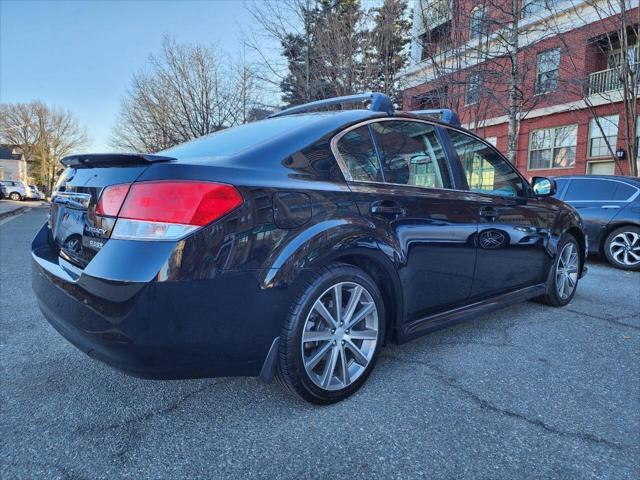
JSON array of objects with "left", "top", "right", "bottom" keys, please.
[{"left": 1, "top": 209, "right": 639, "bottom": 479}]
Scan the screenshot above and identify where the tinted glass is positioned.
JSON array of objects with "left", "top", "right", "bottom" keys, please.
[
  {"left": 564, "top": 179, "right": 617, "bottom": 201},
  {"left": 159, "top": 115, "right": 322, "bottom": 158},
  {"left": 554, "top": 178, "right": 568, "bottom": 197},
  {"left": 612, "top": 182, "right": 638, "bottom": 200},
  {"left": 370, "top": 121, "right": 451, "bottom": 188},
  {"left": 336, "top": 126, "right": 382, "bottom": 182},
  {"left": 448, "top": 129, "right": 525, "bottom": 197}
]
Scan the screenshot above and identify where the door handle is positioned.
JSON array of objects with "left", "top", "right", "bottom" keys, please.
[
  {"left": 479, "top": 206, "right": 499, "bottom": 221},
  {"left": 601, "top": 205, "right": 621, "bottom": 210},
  {"left": 370, "top": 202, "right": 405, "bottom": 216}
]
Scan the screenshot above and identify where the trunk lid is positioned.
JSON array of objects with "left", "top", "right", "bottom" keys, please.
[{"left": 50, "top": 154, "right": 174, "bottom": 268}]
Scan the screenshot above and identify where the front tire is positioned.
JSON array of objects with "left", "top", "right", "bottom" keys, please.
[
  {"left": 538, "top": 234, "right": 580, "bottom": 307},
  {"left": 277, "top": 264, "right": 385, "bottom": 404},
  {"left": 604, "top": 226, "right": 640, "bottom": 271}
]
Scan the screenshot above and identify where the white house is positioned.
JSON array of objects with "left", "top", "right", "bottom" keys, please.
[{"left": 0, "top": 145, "right": 28, "bottom": 182}]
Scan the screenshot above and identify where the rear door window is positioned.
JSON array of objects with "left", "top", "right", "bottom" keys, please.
[
  {"left": 564, "top": 179, "right": 617, "bottom": 201},
  {"left": 370, "top": 120, "right": 452, "bottom": 189}
]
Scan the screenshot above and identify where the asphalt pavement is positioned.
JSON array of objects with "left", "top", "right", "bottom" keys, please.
[{"left": 1, "top": 208, "right": 639, "bottom": 480}]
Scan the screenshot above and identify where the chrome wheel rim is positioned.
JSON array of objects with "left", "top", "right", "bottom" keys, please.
[
  {"left": 556, "top": 242, "right": 579, "bottom": 300},
  {"left": 301, "top": 281, "right": 379, "bottom": 391},
  {"left": 609, "top": 231, "right": 640, "bottom": 267}
]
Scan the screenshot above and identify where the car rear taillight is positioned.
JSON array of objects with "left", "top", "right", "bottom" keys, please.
[
  {"left": 96, "top": 183, "right": 131, "bottom": 216},
  {"left": 96, "top": 181, "right": 243, "bottom": 241}
]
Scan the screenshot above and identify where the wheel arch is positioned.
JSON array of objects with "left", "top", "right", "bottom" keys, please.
[
  {"left": 598, "top": 222, "right": 640, "bottom": 255},
  {"left": 329, "top": 252, "right": 403, "bottom": 344},
  {"left": 259, "top": 221, "right": 404, "bottom": 344},
  {"left": 565, "top": 226, "right": 587, "bottom": 275}
]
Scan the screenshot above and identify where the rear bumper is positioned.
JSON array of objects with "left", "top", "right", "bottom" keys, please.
[{"left": 31, "top": 223, "right": 288, "bottom": 379}]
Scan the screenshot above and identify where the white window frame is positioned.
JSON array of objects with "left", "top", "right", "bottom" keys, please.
[
  {"left": 465, "top": 72, "right": 483, "bottom": 105},
  {"left": 535, "top": 48, "right": 561, "bottom": 94},
  {"left": 469, "top": 5, "right": 486, "bottom": 40},
  {"left": 588, "top": 115, "right": 619, "bottom": 158},
  {"left": 527, "top": 124, "right": 578, "bottom": 170}
]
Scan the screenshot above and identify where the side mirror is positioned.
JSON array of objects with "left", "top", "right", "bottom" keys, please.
[{"left": 531, "top": 176, "right": 557, "bottom": 197}]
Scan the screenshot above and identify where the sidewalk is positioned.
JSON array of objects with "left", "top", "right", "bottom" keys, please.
[{"left": 0, "top": 200, "right": 47, "bottom": 220}]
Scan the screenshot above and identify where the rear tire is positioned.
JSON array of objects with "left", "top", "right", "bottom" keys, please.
[
  {"left": 277, "top": 264, "right": 385, "bottom": 404},
  {"left": 603, "top": 226, "right": 640, "bottom": 271},
  {"left": 9, "top": 192, "right": 22, "bottom": 201},
  {"left": 537, "top": 234, "right": 580, "bottom": 307}
]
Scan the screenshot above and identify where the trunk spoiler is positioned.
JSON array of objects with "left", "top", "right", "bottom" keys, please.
[{"left": 61, "top": 153, "right": 175, "bottom": 168}]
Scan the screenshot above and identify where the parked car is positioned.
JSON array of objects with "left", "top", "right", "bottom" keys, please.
[
  {"left": 552, "top": 175, "right": 640, "bottom": 271},
  {"left": 32, "top": 93, "right": 587, "bottom": 404},
  {"left": 0, "top": 180, "right": 29, "bottom": 201},
  {"left": 27, "top": 184, "right": 45, "bottom": 200}
]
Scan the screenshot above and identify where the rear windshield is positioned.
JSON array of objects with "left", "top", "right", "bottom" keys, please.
[{"left": 158, "top": 115, "right": 319, "bottom": 158}]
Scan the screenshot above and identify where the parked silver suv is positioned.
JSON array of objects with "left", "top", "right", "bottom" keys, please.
[{"left": 0, "top": 180, "right": 30, "bottom": 201}]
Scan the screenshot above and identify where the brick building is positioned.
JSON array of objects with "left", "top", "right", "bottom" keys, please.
[{"left": 399, "top": 0, "right": 639, "bottom": 179}]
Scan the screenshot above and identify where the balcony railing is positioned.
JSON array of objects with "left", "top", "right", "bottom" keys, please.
[
  {"left": 589, "top": 68, "right": 621, "bottom": 94},
  {"left": 588, "top": 66, "right": 639, "bottom": 95}
]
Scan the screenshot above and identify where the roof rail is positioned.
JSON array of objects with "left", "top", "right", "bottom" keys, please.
[
  {"left": 410, "top": 109, "right": 461, "bottom": 127},
  {"left": 268, "top": 92, "right": 394, "bottom": 118}
]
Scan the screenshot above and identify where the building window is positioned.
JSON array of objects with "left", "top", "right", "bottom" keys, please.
[
  {"left": 589, "top": 115, "right": 619, "bottom": 158},
  {"left": 420, "top": 20, "right": 452, "bottom": 60},
  {"left": 522, "top": 0, "right": 550, "bottom": 17},
  {"left": 535, "top": 49, "right": 560, "bottom": 94},
  {"left": 528, "top": 124, "right": 577, "bottom": 170},
  {"left": 465, "top": 73, "right": 483, "bottom": 105},
  {"left": 608, "top": 45, "right": 639, "bottom": 70},
  {"left": 416, "top": 86, "right": 448, "bottom": 109},
  {"left": 470, "top": 6, "right": 487, "bottom": 40}
]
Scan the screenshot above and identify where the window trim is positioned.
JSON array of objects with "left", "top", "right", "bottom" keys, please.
[
  {"left": 588, "top": 114, "right": 619, "bottom": 159},
  {"left": 469, "top": 5, "right": 487, "bottom": 40},
  {"left": 330, "top": 116, "right": 534, "bottom": 199},
  {"left": 441, "top": 125, "right": 530, "bottom": 199},
  {"left": 331, "top": 117, "right": 470, "bottom": 193},
  {"left": 332, "top": 117, "right": 456, "bottom": 191},
  {"left": 527, "top": 123, "right": 578, "bottom": 171},
  {"left": 465, "top": 72, "right": 483, "bottom": 105},
  {"left": 535, "top": 48, "right": 561, "bottom": 95}
]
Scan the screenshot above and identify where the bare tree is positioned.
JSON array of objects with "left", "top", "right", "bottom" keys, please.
[
  {"left": 550, "top": 0, "right": 638, "bottom": 175},
  {"left": 0, "top": 101, "right": 87, "bottom": 192},
  {"left": 111, "top": 36, "right": 261, "bottom": 152},
  {"left": 412, "top": 0, "right": 569, "bottom": 161}
]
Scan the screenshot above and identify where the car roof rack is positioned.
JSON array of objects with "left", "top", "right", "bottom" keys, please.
[
  {"left": 268, "top": 92, "right": 394, "bottom": 118},
  {"left": 410, "top": 109, "right": 461, "bottom": 127}
]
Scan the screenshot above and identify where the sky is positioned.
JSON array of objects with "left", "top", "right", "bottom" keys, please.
[{"left": 0, "top": 0, "right": 273, "bottom": 152}]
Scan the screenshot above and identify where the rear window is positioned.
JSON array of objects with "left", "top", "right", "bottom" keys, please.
[{"left": 159, "top": 115, "right": 320, "bottom": 158}]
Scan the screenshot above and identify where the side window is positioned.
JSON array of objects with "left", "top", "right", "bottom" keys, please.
[
  {"left": 553, "top": 178, "right": 568, "bottom": 197},
  {"left": 448, "top": 129, "right": 525, "bottom": 197},
  {"left": 370, "top": 121, "right": 452, "bottom": 189},
  {"left": 564, "top": 179, "right": 617, "bottom": 201},
  {"left": 335, "top": 126, "right": 382, "bottom": 182},
  {"left": 612, "top": 183, "right": 638, "bottom": 201}
]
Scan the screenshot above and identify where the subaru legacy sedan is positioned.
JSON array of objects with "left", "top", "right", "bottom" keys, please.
[{"left": 32, "top": 93, "right": 587, "bottom": 404}]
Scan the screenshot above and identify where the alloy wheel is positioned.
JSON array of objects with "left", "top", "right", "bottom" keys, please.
[
  {"left": 609, "top": 231, "right": 640, "bottom": 267},
  {"left": 301, "top": 281, "right": 379, "bottom": 391},
  {"left": 556, "top": 242, "right": 579, "bottom": 300}
]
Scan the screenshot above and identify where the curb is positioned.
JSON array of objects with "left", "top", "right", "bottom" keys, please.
[{"left": 0, "top": 206, "right": 30, "bottom": 221}]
